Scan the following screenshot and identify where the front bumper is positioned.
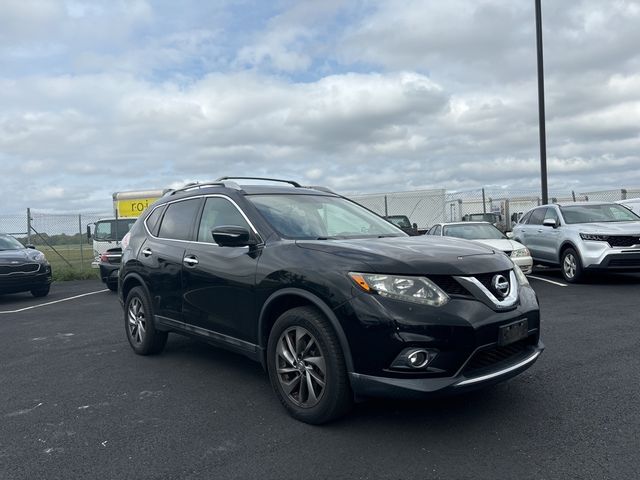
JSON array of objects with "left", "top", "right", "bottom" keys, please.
[
  {"left": 511, "top": 255, "right": 533, "bottom": 274},
  {"left": 584, "top": 251, "right": 640, "bottom": 271},
  {"left": 0, "top": 265, "right": 52, "bottom": 294},
  {"left": 579, "top": 240, "right": 640, "bottom": 270},
  {"left": 335, "top": 280, "right": 542, "bottom": 399},
  {"left": 350, "top": 340, "right": 544, "bottom": 399}
]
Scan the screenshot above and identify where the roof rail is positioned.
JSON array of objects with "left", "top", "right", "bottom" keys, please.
[
  {"left": 166, "top": 181, "right": 242, "bottom": 196},
  {"left": 305, "top": 185, "right": 336, "bottom": 195},
  {"left": 215, "top": 176, "right": 302, "bottom": 188}
]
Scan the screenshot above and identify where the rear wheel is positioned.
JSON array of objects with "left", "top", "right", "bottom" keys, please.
[
  {"left": 124, "top": 286, "right": 168, "bottom": 355},
  {"left": 267, "top": 306, "right": 352, "bottom": 424},
  {"left": 561, "top": 248, "right": 583, "bottom": 283}
]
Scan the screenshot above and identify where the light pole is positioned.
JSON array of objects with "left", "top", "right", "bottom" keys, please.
[{"left": 535, "top": 0, "right": 548, "bottom": 204}]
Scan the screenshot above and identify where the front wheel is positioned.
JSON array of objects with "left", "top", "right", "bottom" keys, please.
[
  {"left": 267, "top": 306, "right": 352, "bottom": 424},
  {"left": 31, "top": 285, "right": 50, "bottom": 297},
  {"left": 561, "top": 248, "right": 584, "bottom": 283},
  {"left": 124, "top": 286, "right": 168, "bottom": 355}
]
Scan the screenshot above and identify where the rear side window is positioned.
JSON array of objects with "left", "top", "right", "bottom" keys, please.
[
  {"left": 158, "top": 199, "right": 201, "bottom": 241},
  {"left": 519, "top": 210, "right": 533, "bottom": 224},
  {"left": 145, "top": 206, "right": 165, "bottom": 237},
  {"left": 197, "top": 197, "right": 251, "bottom": 243},
  {"left": 528, "top": 208, "right": 547, "bottom": 225},
  {"left": 544, "top": 208, "right": 559, "bottom": 223}
]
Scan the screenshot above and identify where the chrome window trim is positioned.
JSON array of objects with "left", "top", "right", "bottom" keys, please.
[{"left": 144, "top": 194, "right": 263, "bottom": 246}]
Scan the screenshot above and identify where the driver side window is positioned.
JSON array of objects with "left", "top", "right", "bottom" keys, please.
[{"left": 197, "top": 197, "right": 250, "bottom": 243}]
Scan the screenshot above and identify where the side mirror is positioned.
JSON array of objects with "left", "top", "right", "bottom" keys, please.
[
  {"left": 86, "top": 225, "right": 92, "bottom": 240},
  {"left": 412, "top": 223, "right": 418, "bottom": 230},
  {"left": 26, "top": 244, "right": 35, "bottom": 249},
  {"left": 212, "top": 226, "right": 256, "bottom": 247},
  {"left": 542, "top": 218, "right": 558, "bottom": 228}
]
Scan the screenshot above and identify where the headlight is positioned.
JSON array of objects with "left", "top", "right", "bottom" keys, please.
[
  {"left": 579, "top": 233, "right": 608, "bottom": 242},
  {"left": 510, "top": 247, "right": 530, "bottom": 258},
  {"left": 349, "top": 272, "right": 449, "bottom": 307},
  {"left": 32, "top": 252, "right": 46, "bottom": 262},
  {"left": 512, "top": 264, "right": 529, "bottom": 286}
]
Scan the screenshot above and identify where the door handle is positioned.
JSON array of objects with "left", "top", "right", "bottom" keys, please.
[
  {"left": 142, "top": 248, "right": 152, "bottom": 257},
  {"left": 537, "top": 229, "right": 543, "bottom": 233},
  {"left": 183, "top": 256, "right": 199, "bottom": 267}
]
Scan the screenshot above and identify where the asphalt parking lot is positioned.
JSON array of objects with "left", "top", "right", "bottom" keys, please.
[{"left": 1, "top": 272, "right": 639, "bottom": 480}]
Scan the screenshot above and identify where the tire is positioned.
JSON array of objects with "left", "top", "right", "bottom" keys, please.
[
  {"left": 106, "top": 281, "right": 118, "bottom": 292},
  {"left": 31, "top": 285, "right": 50, "bottom": 297},
  {"left": 561, "top": 248, "right": 583, "bottom": 283},
  {"left": 124, "top": 286, "right": 168, "bottom": 355},
  {"left": 267, "top": 306, "right": 352, "bottom": 424}
]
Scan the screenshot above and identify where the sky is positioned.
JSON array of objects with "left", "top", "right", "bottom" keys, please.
[{"left": 1, "top": 0, "right": 640, "bottom": 214}]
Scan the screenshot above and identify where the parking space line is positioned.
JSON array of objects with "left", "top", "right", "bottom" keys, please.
[
  {"left": 0, "top": 289, "right": 110, "bottom": 314},
  {"left": 528, "top": 275, "right": 568, "bottom": 287}
]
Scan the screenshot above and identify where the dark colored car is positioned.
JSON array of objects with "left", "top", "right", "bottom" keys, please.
[
  {"left": 384, "top": 215, "right": 421, "bottom": 235},
  {"left": 0, "top": 234, "right": 52, "bottom": 297},
  {"left": 118, "top": 178, "right": 543, "bottom": 424},
  {"left": 99, "top": 247, "right": 122, "bottom": 291}
]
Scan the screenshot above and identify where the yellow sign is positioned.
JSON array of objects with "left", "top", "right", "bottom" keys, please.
[{"left": 116, "top": 197, "right": 159, "bottom": 217}]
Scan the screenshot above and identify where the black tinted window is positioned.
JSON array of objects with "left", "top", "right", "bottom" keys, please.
[
  {"left": 197, "top": 197, "right": 250, "bottom": 243},
  {"left": 145, "top": 206, "right": 165, "bottom": 237},
  {"left": 158, "top": 199, "right": 201, "bottom": 240},
  {"left": 528, "top": 208, "right": 546, "bottom": 225}
]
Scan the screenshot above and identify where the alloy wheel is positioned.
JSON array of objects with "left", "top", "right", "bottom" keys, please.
[
  {"left": 563, "top": 253, "right": 576, "bottom": 279},
  {"left": 128, "top": 297, "right": 146, "bottom": 345},
  {"left": 275, "top": 327, "right": 326, "bottom": 408}
]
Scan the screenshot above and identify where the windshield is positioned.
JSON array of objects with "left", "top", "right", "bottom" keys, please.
[
  {"left": 248, "top": 194, "right": 406, "bottom": 239},
  {"left": 560, "top": 204, "right": 640, "bottom": 224},
  {"left": 94, "top": 219, "right": 137, "bottom": 241},
  {"left": 0, "top": 234, "right": 25, "bottom": 250},
  {"left": 443, "top": 223, "right": 506, "bottom": 240},
  {"left": 467, "top": 213, "right": 498, "bottom": 222}
]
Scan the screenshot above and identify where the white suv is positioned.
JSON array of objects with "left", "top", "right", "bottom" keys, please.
[{"left": 512, "top": 202, "right": 640, "bottom": 282}]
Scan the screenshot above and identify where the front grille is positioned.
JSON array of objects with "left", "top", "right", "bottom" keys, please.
[
  {"left": 463, "top": 338, "right": 533, "bottom": 376},
  {"left": 429, "top": 276, "right": 471, "bottom": 296},
  {"left": 472, "top": 270, "right": 511, "bottom": 298},
  {"left": 0, "top": 263, "right": 40, "bottom": 275},
  {"left": 607, "top": 235, "right": 640, "bottom": 248},
  {"left": 609, "top": 258, "right": 640, "bottom": 267}
]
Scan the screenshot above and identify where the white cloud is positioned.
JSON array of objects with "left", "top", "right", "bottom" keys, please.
[{"left": 1, "top": 0, "right": 639, "bottom": 214}]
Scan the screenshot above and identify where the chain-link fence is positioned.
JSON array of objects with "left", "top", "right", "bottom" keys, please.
[
  {"left": 350, "top": 187, "right": 638, "bottom": 232},
  {"left": 0, "top": 210, "right": 111, "bottom": 277},
  {"left": 0, "top": 186, "right": 637, "bottom": 276}
]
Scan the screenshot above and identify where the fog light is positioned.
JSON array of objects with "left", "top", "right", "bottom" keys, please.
[
  {"left": 390, "top": 348, "right": 436, "bottom": 370},
  {"left": 407, "top": 350, "right": 430, "bottom": 368}
]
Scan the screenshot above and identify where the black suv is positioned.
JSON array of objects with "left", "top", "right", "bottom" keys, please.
[{"left": 119, "top": 177, "right": 543, "bottom": 424}]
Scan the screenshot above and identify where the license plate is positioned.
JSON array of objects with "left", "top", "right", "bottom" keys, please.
[{"left": 498, "top": 319, "right": 529, "bottom": 346}]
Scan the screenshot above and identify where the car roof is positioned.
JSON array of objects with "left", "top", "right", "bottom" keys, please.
[
  {"left": 439, "top": 221, "right": 493, "bottom": 226},
  {"left": 552, "top": 201, "right": 618, "bottom": 207}
]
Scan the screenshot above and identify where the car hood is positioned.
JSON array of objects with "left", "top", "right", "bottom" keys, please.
[
  {"left": 0, "top": 249, "right": 38, "bottom": 263},
  {"left": 572, "top": 221, "right": 640, "bottom": 233},
  {"left": 296, "top": 236, "right": 513, "bottom": 275},
  {"left": 473, "top": 238, "right": 526, "bottom": 252}
]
